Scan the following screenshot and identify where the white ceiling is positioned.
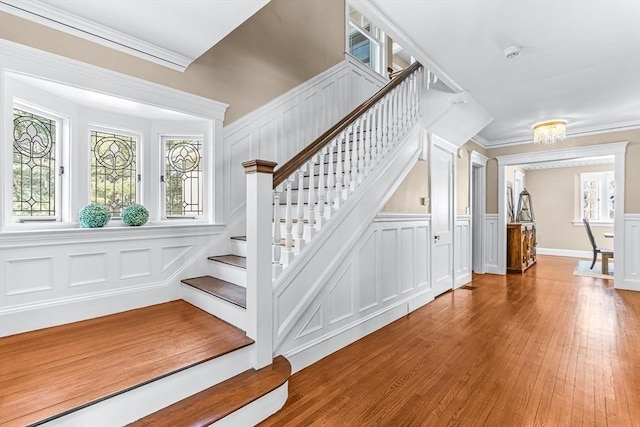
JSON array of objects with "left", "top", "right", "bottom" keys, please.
[
  {"left": 3, "top": 0, "right": 638, "bottom": 147},
  {"left": 0, "top": 0, "right": 270, "bottom": 71},
  {"left": 368, "top": 0, "right": 640, "bottom": 147}
]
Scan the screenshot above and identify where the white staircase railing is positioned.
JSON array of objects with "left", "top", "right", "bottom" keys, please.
[
  {"left": 244, "top": 62, "right": 435, "bottom": 367},
  {"left": 270, "top": 62, "right": 428, "bottom": 278}
]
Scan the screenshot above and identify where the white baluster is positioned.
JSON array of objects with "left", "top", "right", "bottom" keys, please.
[
  {"left": 336, "top": 132, "right": 345, "bottom": 205},
  {"left": 371, "top": 105, "right": 379, "bottom": 166},
  {"left": 307, "top": 157, "right": 316, "bottom": 239},
  {"left": 282, "top": 179, "right": 294, "bottom": 266},
  {"left": 353, "top": 118, "right": 362, "bottom": 188},
  {"left": 295, "top": 168, "right": 305, "bottom": 254},
  {"left": 272, "top": 188, "right": 282, "bottom": 279},
  {"left": 364, "top": 112, "right": 372, "bottom": 176},
  {"left": 317, "top": 149, "right": 326, "bottom": 228},
  {"left": 326, "top": 143, "right": 335, "bottom": 218},
  {"left": 344, "top": 125, "right": 352, "bottom": 194}
]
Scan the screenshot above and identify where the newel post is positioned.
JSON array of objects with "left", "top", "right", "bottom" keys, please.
[{"left": 243, "top": 159, "right": 277, "bottom": 369}]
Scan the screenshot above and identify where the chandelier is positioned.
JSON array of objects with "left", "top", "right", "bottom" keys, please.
[{"left": 532, "top": 120, "right": 566, "bottom": 145}]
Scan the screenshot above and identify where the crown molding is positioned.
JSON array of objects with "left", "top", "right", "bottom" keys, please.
[
  {"left": 520, "top": 155, "right": 614, "bottom": 170},
  {"left": 0, "top": 0, "right": 193, "bottom": 71},
  {"left": 481, "top": 121, "right": 640, "bottom": 149}
]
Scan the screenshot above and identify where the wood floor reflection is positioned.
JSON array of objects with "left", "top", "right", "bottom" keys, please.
[{"left": 261, "top": 255, "right": 640, "bottom": 426}]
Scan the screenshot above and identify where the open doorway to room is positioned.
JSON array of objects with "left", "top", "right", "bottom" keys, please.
[
  {"left": 470, "top": 151, "right": 488, "bottom": 274},
  {"left": 496, "top": 143, "right": 628, "bottom": 288}
]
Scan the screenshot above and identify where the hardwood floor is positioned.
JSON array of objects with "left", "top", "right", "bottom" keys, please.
[
  {"left": 0, "top": 300, "right": 253, "bottom": 427},
  {"left": 261, "top": 256, "right": 640, "bottom": 426}
]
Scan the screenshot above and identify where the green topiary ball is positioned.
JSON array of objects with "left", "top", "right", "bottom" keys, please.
[
  {"left": 78, "top": 204, "right": 111, "bottom": 228},
  {"left": 122, "top": 204, "right": 149, "bottom": 226}
]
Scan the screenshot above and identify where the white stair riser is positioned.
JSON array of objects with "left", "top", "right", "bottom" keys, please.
[
  {"left": 208, "top": 261, "right": 247, "bottom": 287},
  {"left": 230, "top": 239, "right": 248, "bottom": 257},
  {"left": 41, "top": 345, "right": 254, "bottom": 426},
  {"left": 181, "top": 284, "right": 246, "bottom": 331}
]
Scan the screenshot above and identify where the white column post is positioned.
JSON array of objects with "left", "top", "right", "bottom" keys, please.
[{"left": 243, "top": 159, "right": 277, "bottom": 369}]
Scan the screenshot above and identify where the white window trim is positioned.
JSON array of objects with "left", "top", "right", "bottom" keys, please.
[
  {"left": 0, "top": 39, "right": 227, "bottom": 232},
  {"left": 346, "top": 4, "right": 387, "bottom": 77},
  {"left": 11, "top": 102, "right": 65, "bottom": 223},
  {"left": 161, "top": 134, "right": 205, "bottom": 220},
  {"left": 576, "top": 171, "right": 615, "bottom": 225},
  {"left": 89, "top": 125, "right": 142, "bottom": 219}
]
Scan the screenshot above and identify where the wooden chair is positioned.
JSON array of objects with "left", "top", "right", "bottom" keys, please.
[{"left": 582, "top": 218, "right": 614, "bottom": 274}]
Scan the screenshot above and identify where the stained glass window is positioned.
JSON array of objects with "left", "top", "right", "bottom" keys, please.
[
  {"left": 13, "top": 108, "right": 57, "bottom": 217},
  {"left": 91, "top": 130, "right": 137, "bottom": 217},
  {"left": 582, "top": 179, "right": 599, "bottom": 220},
  {"left": 164, "top": 138, "right": 203, "bottom": 216}
]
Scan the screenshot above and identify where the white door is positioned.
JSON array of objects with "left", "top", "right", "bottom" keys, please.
[{"left": 430, "top": 136, "right": 454, "bottom": 296}]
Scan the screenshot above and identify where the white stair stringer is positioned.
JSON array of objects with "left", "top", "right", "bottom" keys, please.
[{"left": 272, "top": 124, "right": 427, "bottom": 371}]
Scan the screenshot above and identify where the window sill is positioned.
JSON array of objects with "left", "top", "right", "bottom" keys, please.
[
  {"left": 0, "top": 221, "right": 225, "bottom": 247},
  {"left": 571, "top": 220, "right": 614, "bottom": 227}
]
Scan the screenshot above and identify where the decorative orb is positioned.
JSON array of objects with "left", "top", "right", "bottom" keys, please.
[
  {"left": 78, "top": 204, "right": 111, "bottom": 228},
  {"left": 122, "top": 204, "right": 149, "bottom": 226}
]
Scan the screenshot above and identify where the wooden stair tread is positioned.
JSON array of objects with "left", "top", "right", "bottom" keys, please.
[
  {"left": 208, "top": 254, "right": 247, "bottom": 269},
  {"left": 182, "top": 276, "right": 247, "bottom": 308},
  {"left": 230, "top": 235, "right": 246, "bottom": 241},
  {"left": 128, "top": 356, "right": 291, "bottom": 427},
  {"left": 0, "top": 301, "right": 253, "bottom": 427}
]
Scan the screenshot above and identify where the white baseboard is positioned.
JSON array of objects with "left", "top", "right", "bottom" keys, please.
[
  {"left": 0, "top": 282, "right": 178, "bottom": 337},
  {"left": 455, "top": 272, "right": 472, "bottom": 287},
  {"left": 283, "top": 289, "right": 434, "bottom": 374},
  {"left": 537, "top": 247, "right": 592, "bottom": 258}
]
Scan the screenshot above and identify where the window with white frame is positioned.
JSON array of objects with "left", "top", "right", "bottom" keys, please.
[
  {"left": 162, "top": 136, "right": 203, "bottom": 218},
  {"left": 347, "top": 5, "right": 386, "bottom": 76},
  {"left": 12, "top": 106, "right": 63, "bottom": 222},
  {"left": 90, "top": 128, "right": 139, "bottom": 217},
  {"left": 580, "top": 171, "right": 614, "bottom": 222}
]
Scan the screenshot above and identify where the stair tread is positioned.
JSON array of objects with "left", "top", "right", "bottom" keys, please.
[
  {"left": 182, "top": 276, "right": 247, "bottom": 308},
  {"left": 230, "top": 235, "right": 246, "bottom": 241},
  {"left": 0, "top": 301, "right": 253, "bottom": 427},
  {"left": 128, "top": 356, "right": 291, "bottom": 427},
  {"left": 208, "top": 255, "right": 247, "bottom": 269}
]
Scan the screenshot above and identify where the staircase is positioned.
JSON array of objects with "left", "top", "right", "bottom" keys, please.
[{"left": 0, "top": 62, "right": 432, "bottom": 426}]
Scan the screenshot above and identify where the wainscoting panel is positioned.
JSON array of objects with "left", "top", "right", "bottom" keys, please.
[
  {"left": 276, "top": 214, "right": 433, "bottom": 372},
  {"left": 223, "top": 58, "right": 386, "bottom": 220},
  {"left": 5, "top": 257, "right": 54, "bottom": 296},
  {"left": 0, "top": 225, "right": 224, "bottom": 336},
  {"left": 69, "top": 252, "right": 107, "bottom": 287},
  {"left": 484, "top": 214, "right": 500, "bottom": 274},
  {"left": 455, "top": 215, "right": 472, "bottom": 287},
  {"left": 623, "top": 214, "right": 640, "bottom": 291}
]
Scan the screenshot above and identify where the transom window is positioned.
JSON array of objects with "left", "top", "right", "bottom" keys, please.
[
  {"left": 580, "top": 171, "right": 614, "bottom": 222},
  {"left": 12, "top": 107, "right": 60, "bottom": 220},
  {"left": 90, "top": 129, "right": 139, "bottom": 217},
  {"left": 347, "top": 5, "right": 386, "bottom": 76},
  {"left": 163, "top": 137, "right": 203, "bottom": 217}
]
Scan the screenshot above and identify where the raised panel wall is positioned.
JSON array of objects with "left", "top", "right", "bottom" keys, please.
[
  {"left": 223, "top": 59, "right": 386, "bottom": 220},
  {"left": 276, "top": 214, "right": 433, "bottom": 372}
]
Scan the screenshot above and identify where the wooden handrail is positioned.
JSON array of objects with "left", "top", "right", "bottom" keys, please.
[{"left": 272, "top": 61, "right": 422, "bottom": 188}]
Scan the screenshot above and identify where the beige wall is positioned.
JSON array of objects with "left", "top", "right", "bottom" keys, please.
[
  {"left": 486, "top": 129, "right": 640, "bottom": 214},
  {"left": 527, "top": 164, "right": 614, "bottom": 251},
  {"left": 382, "top": 160, "right": 429, "bottom": 213},
  {"left": 0, "top": 0, "right": 345, "bottom": 124}
]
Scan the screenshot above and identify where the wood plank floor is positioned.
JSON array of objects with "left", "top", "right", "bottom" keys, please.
[
  {"left": 0, "top": 300, "right": 253, "bottom": 427},
  {"left": 260, "top": 256, "right": 640, "bottom": 426}
]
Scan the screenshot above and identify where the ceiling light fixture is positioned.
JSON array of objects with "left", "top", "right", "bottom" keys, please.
[
  {"left": 504, "top": 46, "right": 521, "bottom": 59},
  {"left": 532, "top": 120, "right": 567, "bottom": 145}
]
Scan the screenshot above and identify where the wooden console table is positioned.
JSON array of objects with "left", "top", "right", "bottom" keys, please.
[{"left": 507, "top": 223, "right": 536, "bottom": 273}]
